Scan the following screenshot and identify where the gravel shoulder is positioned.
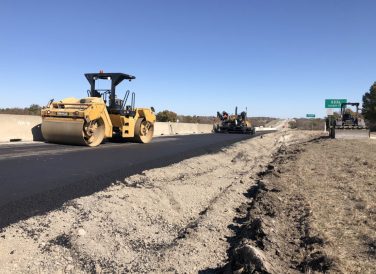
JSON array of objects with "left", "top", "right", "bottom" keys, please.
[{"left": 0, "top": 130, "right": 321, "bottom": 273}]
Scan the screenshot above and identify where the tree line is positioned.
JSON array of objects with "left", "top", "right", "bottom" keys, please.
[
  {"left": 0, "top": 105, "right": 273, "bottom": 126},
  {"left": 0, "top": 83, "right": 375, "bottom": 130},
  {"left": 0, "top": 104, "right": 42, "bottom": 115},
  {"left": 155, "top": 110, "right": 215, "bottom": 124},
  {"left": 155, "top": 109, "right": 276, "bottom": 126}
]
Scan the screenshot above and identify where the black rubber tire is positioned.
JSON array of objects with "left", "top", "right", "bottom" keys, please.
[
  {"left": 83, "top": 119, "right": 106, "bottom": 147},
  {"left": 329, "top": 128, "right": 335, "bottom": 139},
  {"left": 134, "top": 118, "right": 154, "bottom": 143}
]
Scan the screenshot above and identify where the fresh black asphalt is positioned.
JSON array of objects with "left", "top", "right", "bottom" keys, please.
[{"left": 0, "top": 132, "right": 269, "bottom": 228}]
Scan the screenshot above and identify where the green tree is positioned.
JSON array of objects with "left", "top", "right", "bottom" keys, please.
[
  {"left": 28, "top": 104, "right": 41, "bottom": 115},
  {"left": 156, "top": 110, "right": 177, "bottom": 122},
  {"left": 178, "top": 115, "right": 201, "bottom": 123},
  {"left": 332, "top": 111, "right": 341, "bottom": 120},
  {"left": 0, "top": 104, "right": 41, "bottom": 115},
  {"left": 362, "top": 82, "right": 376, "bottom": 130}
]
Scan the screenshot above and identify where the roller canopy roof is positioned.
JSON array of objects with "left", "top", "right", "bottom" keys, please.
[{"left": 85, "top": 73, "right": 136, "bottom": 87}]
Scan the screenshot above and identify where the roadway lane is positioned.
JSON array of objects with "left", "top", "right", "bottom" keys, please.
[{"left": 0, "top": 133, "right": 267, "bottom": 228}]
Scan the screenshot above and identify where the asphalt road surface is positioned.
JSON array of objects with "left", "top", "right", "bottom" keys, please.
[{"left": 0, "top": 133, "right": 269, "bottom": 228}]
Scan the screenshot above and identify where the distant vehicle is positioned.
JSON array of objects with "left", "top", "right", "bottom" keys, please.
[
  {"left": 214, "top": 107, "right": 255, "bottom": 134},
  {"left": 328, "top": 102, "right": 370, "bottom": 139}
]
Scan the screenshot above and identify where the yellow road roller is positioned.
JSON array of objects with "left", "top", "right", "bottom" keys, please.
[{"left": 41, "top": 72, "right": 156, "bottom": 146}]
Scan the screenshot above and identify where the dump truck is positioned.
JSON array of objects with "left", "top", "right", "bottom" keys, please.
[
  {"left": 328, "top": 102, "right": 370, "bottom": 139},
  {"left": 214, "top": 107, "right": 255, "bottom": 134},
  {"left": 41, "top": 72, "right": 156, "bottom": 146}
]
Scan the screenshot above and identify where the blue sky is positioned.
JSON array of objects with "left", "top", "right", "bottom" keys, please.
[{"left": 1, "top": 0, "right": 375, "bottom": 118}]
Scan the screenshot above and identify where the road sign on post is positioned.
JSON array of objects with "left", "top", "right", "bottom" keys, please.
[
  {"left": 325, "top": 99, "right": 347, "bottom": 108},
  {"left": 306, "top": 114, "right": 316, "bottom": 130},
  {"left": 326, "top": 109, "right": 334, "bottom": 115}
]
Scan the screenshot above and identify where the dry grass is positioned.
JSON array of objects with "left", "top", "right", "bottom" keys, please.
[
  {"left": 291, "top": 139, "right": 376, "bottom": 273},
  {"left": 228, "top": 138, "right": 376, "bottom": 273}
]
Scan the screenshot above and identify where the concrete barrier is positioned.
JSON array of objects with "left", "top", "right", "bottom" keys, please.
[
  {"left": 169, "top": 122, "right": 213, "bottom": 135},
  {"left": 370, "top": 132, "right": 376, "bottom": 140},
  {"left": 154, "top": 122, "right": 212, "bottom": 136},
  {"left": 0, "top": 114, "right": 213, "bottom": 143},
  {"left": 153, "top": 122, "right": 172, "bottom": 136},
  {"left": 0, "top": 114, "right": 43, "bottom": 142},
  {"left": 255, "top": 126, "right": 277, "bottom": 132},
  {"left": 197, "top": 124, "right": 214, "bottom": 133}
]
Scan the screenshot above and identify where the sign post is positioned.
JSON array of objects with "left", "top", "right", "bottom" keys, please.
[
  {"left": 306, "top": 114, "right": 315, "bottom": 130},
  {"left": 326, "top": 109, "right": 334, "bottom": 116}
]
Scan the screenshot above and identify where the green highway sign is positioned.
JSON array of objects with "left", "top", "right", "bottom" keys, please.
[
  {"left": 306, "top": 114, "right": 315, "bottom": 118},
  {"left": 325, "top": 99, "right": 347, "bottom": 108}
]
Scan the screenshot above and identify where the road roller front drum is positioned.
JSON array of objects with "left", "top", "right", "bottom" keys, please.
[{"left": 41, "top": 118, "right": 105, "bottom": 147}]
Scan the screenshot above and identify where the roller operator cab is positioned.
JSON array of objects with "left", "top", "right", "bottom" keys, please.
[{"left": 41, "top": 72, "right": 156, "bottom": 147}]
